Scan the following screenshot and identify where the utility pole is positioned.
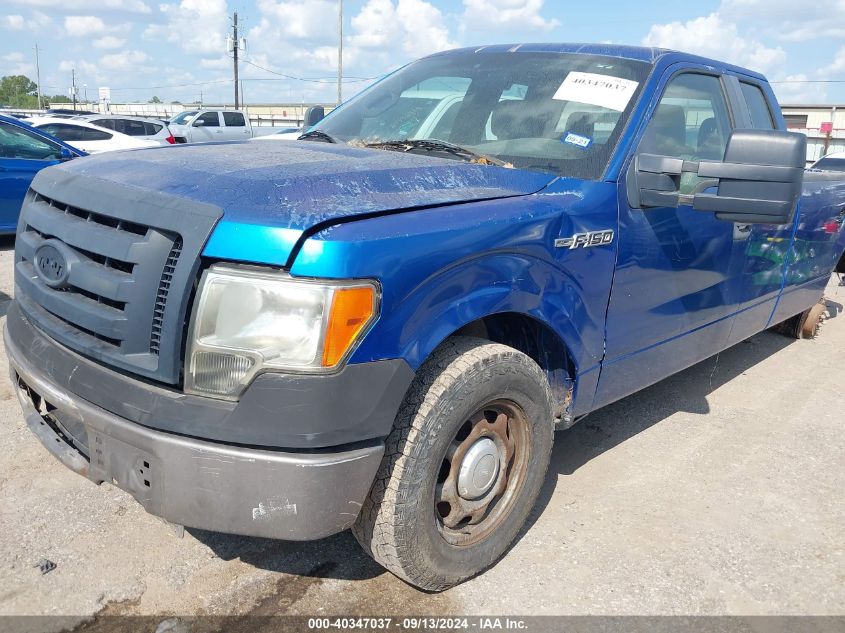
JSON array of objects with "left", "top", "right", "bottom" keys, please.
[
  {"left": 71, "top": 68, "right": 77, "bottom": 111},
  {"left": 337, "top": 0, "right": 343, "bottom": 105},
  {"left": 34, "top": 43, "right": 43, "bottom": 110},
  {"left": 227, "top": 12, "right": 246, "bottom": 108},
  {"left": 233, "top": 12, "right": 239, "bottom": 108}
]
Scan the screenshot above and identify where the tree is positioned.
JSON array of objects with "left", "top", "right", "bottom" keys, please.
[
  {"left": 0, "top": 75, "right": 39, "bottom": 108},
  {"left": 48, "top": 95, "right": 72, "bottom": 104},
  {"left": 148, "top": 95, "right": 162, "bottom": 103}
]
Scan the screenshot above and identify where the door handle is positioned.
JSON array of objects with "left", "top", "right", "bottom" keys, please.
[{"left": 733, "top": 224, "right": 752, "bottom": 241}]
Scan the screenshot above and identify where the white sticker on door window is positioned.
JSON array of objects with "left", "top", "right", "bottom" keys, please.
[{"left": 553, "top": 72, "right": 639, "bottom": 112}]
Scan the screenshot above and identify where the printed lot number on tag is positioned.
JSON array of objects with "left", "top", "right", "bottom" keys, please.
[{"left": 553, "top": 72, "right": 639, "bottom": 112}]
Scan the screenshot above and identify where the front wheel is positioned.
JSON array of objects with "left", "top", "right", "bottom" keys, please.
[{"left": 352, "top": 336, "right": 555, "bottom": 591}]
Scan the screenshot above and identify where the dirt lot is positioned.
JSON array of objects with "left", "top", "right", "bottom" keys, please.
[{"left": 0, "top": 234, "right": 843, "bottom": 626}]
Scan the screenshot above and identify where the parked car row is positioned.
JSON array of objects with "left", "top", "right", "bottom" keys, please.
[{"left": 24, "top": 117, "right": 163, "bottom": 154}]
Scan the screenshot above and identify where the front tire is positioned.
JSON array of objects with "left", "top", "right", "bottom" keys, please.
[{"left": 352, "top": 336, "right": 555, "bottom": 591}]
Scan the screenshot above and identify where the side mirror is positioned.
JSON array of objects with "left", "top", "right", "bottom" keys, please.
[
  {"left": 631, "top": 129, "right": 807, "bottom": 225},
  {"left": 59, "top": 147, "right": 74, "bottom": 161},
  {"left": 303, "top": 106, "right": 325, "bottom": 128},
  {"left": 192, "top": 119, "right": 204, "bottom": 127}
]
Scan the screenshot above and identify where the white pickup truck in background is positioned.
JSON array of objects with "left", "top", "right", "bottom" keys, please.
[
  {"left": 169, "top": 107, "right": 326, "bottom": 144},
  {"left": 168, "top": 109, "right": 268, "bottom": 143}
]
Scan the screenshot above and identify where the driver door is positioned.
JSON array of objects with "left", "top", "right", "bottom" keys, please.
[
  {"left": 595, "top": 70, "right": 743, "bottom": 408},
  {"left": 192, "top": 112, "right": 222, "bottom": 142}
]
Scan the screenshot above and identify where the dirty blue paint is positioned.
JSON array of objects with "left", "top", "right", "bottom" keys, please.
[{"left": 58, "top": 140, "right": 554, "bottom": 265}]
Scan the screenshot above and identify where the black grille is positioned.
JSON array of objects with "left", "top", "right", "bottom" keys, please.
[
  {"left": 150, "top": 237, "right": 182, "bottom": 355},
  {"left": 15, "top": 170, "right": 222, "bottom": 385},
  {"left": 17, "top": 192, "right": 180, "bottom": 358}
]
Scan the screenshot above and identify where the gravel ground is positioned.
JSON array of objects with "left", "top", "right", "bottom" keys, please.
[{"left": 0, "top": 234, "right": 842, "bottom": 626}]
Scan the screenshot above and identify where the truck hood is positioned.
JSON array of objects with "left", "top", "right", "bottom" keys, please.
[{"left": 52, "top": 140, "right": 555, "bottom": 265}]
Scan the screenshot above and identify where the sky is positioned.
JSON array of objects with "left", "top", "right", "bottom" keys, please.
[{"left": 1, "top": 0, "right": 844, "bottom": 106}]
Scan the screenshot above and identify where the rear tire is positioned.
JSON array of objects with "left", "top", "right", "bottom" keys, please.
[
  {"left": 775, "top": 298, "right": 827, "bottom": 339},
  {"left": 352, "top": 336, "right": 554, "bottom": 591}
]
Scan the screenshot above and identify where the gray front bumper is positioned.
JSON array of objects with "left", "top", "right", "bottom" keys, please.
[{"left": 6, "top": 322, "right": 384, "bottom": 541}]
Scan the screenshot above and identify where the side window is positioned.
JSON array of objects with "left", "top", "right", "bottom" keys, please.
[
  {"left": 121, "top": 119, "right": 148, "bottom": 136},
  {"left": 38, "top": 124, "right": 86, "bottom": 142},
  {"left": 0, "top": 122, "right": 62, "bottom": 160},
  {"left": 92, "top": 119, "right": 115, "bottom": 130},
  {"left": 81, "top": 127, "right": 113, "bottom": 141},
  {"left": 197, "top": 112, "right": 220, "bottom": 127},
  {"left": 144, "top": 122, "right": 163, "bottom": 135},
  {"left": 640, "top": 73, "right": 732, "bottom": 194},
  {"left": 222, "top": 112, "right": 245, "bottom": 127},
  {"left": 739, "top": 82, "right": 775, "bottom": 130}
]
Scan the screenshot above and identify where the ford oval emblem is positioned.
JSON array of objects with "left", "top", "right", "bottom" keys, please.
[{"left": 35, "top": 243, "right": 70, "bottom": 288}]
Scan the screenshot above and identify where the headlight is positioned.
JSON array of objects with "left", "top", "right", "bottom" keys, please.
[{"left": 185, "top": 264, "right": 378, "bottom": 399}]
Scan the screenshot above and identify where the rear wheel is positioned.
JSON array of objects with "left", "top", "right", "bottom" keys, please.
[
  {"left": 775, "top": 298, "right": 827, "bottom": 339},
  {"left": 352, "top": 336, "right": 554, "bottom": 591}
]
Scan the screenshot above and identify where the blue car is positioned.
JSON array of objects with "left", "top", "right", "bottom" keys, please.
[{"left": 0, "top": 114, "right": 84, "bottom": 234}]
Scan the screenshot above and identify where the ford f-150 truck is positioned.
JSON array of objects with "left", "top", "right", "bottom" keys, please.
[{"left": 7, "top": 44, "right": 845, "bottom": 591}]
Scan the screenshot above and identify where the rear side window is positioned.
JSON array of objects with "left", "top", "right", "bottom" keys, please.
[
  {"left": 80, "top": 127, "right": 112, "bottom": 141},
  {"left": 118, "top": 119, "right": 148, "bottom": 136},
  {"left": 144, "top": 122, "right": 163, "bottom": 135},
  {"left": 740, "top": 82, "right": 775, "bottom": 130},
  {"left": 49, "top": 125, "right": 112, "bottom": 141},
  {"left": 196, "top": 112, "right": 220, "bottom": 127},
  {"left": 37, "top": 124, "right": 102, "bottom": 142},
  {"left": 92, "top": 119, "right": 115, "bottom": 130},
  {"left": 222, "top": 112, "right": 246, "bottom": 126}
]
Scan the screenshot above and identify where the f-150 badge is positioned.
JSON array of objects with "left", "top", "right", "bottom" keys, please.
[{"left": 555, "top": 230, "right": 615, "bottom": 249}]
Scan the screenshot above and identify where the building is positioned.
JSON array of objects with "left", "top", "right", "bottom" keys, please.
[{"left": 780, "top": 104, "right": 845, "bottom": 165}]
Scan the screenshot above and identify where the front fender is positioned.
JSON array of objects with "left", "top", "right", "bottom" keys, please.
[
  {"left": 372, "top": 249, "right": 599, "bottom": 371},
  {"left": 289, "top": 183, "right": 619, "bottom": 382}
]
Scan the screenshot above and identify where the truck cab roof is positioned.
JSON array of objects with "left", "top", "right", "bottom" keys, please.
[{"left": 425, "top": 43, "right": 768, "bottom": 81}]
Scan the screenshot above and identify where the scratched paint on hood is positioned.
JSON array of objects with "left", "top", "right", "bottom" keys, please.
[{"left": 51, "top": 140, "right": 556, "bottom": 265}]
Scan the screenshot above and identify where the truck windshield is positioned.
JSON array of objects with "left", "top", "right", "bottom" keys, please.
[
  {"left": 171, "top": 111, "right": 198, "bottom": 125},
  {"left": 318, "top": 51, "right": 650, "bottom": 180},
  {"left": 813, "top": 156, "right": 845, "bottom": 172}
]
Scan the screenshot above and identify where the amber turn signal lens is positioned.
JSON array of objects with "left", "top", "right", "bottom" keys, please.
[{"left": 322, "top": 286, "right": 376, "bottom": 367}]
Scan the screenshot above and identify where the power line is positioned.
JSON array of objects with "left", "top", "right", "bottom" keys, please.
[
  {"left": 107, "top": 79, "right": 233, "bottom": 91},
  {"left": 238, "top": 58, "right": 378, "bottom": 83}
]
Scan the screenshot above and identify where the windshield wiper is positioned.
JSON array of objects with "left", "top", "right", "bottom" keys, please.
[
  {"left": 298, "top": 129, "right": 342, "bottom": 144},
  {"left": 363, "top": 139, "right": 509, "bottom": 167}
]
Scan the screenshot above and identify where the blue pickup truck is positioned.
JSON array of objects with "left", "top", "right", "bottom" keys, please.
[{"left": 6, "top": 44, "right": 845, "bottom": 590}]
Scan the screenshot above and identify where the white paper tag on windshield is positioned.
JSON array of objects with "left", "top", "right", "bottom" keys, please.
[{"left": 553, "top": 72, "right": 639, "bottom": 112}]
